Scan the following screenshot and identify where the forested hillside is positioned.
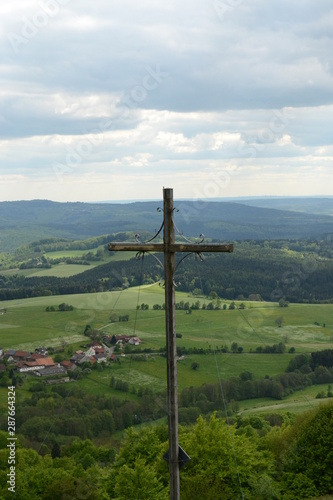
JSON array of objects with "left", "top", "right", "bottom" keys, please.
[
  {"left": 1, "top": 402, "right": 333, "bottom": 499},
  {"left": 1, "top": 198, "right": 333, "bottom": 251},
  {"left": 237, "top": 196, "right": 333, "bottom": 215},
  {"left": 1, "top": 239, "right": 333, "bottom": 303}
]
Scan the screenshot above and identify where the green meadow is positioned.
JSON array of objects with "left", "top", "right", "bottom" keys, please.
[
  {"left": 1, "top": 284, "right": 332, "bottom": 414},
  {"left": 1, "top": 283, "right": 332, "bottom": 353},
  {"left": 78, "top": 352, "right": 293, "bottom": 396},
  {"left": 239, "top": 384, "right": 333, "bottom": 415},
  {"left": 0, "top": 247, "right": 134, "bottom": 279},
  {"left": 45, "top": 248, "right": 133, "bottom": 262}
]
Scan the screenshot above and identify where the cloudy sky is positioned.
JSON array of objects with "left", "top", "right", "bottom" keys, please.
[{"left": 1, "top": 0, "right": 333, "bottom": 202}]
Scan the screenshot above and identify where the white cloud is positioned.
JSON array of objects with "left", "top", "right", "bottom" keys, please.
[{"left": 0, "top": 0, "right": 332, "bottom": 201}]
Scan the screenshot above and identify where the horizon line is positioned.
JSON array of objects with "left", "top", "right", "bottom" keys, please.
[{"left": 1, "top": 194, "right": 333, "bottom": 204}]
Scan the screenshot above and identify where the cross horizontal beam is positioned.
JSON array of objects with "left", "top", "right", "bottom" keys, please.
[
  {"left": 108, "top": 188, "right": 233, "bottom": 500},
  {"left": 108, "top": 242, "right": 233, "bottom": 253}
]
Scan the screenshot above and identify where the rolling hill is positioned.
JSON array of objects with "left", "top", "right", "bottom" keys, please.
[{"left": 0, "top": 197, "right": 333, "bottom": 252}]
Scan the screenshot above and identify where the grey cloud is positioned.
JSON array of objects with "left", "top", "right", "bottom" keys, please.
[
  {"left": 0, "top": 0, "right": 332, "bottom": 201},
  {"left": 3, "top": 0, "right": 333, "bottom": 114}
]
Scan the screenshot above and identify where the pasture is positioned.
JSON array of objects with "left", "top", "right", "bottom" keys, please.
[
  {"left": 239, "top": 384, "right": 333, "bottom": 415},
  {"left": 80, "top": 352, "right": 293, "bottom": 395},
  {"left": 0, "top": 284, "right": 332, "bottom": 354},
  {"left": 0, "top": 247, "right": 134, "bottom": 279},
  {"left": 0, "top": 263, "right": 93, "bottom": 279},
  {"left": 45, "top": 248, "right": 133, "bottom": 262},
  {"left": 0, "top": 284, "right": 332, "bottom": 414}
]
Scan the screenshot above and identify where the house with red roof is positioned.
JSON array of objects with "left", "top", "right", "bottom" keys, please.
[
  {"left": 17, "top": 357, "right": 54, "bottom": 373},
  {"left": 60, "top": 360, "right": 77, "bottom": 371},
  {"left": 13, "top": 350, "right": 30, "bottom": 361}
]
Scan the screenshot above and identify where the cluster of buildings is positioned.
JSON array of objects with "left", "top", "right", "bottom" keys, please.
[
  {"left": 2, "top": 348, "right": 69, "bottom": 379},
  {"left": 0, "top": 335, "right": 143, "bottom": 381},
  {"left": 102, "top": 334, "right": 142, "bottom": 346},
  {"left": 0, "top": 342, "right": 109, "bottom": 382},
  {"left": 70, "top": 336, "right": 142, "bottom": 365},
  {"left": 70, "top": 340, "right": 109, "bottom": 365}
]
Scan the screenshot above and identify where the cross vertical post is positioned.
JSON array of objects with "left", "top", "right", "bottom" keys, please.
[
  {"left": 163, "top": 188, "right": 180, "bottom": 499},
  {"left": 108, "top": 187, "right": 233, "bottom": 499}
]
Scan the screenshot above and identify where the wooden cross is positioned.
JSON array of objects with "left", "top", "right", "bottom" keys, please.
[{"left": 108, "top": 188, "right": 233, "bottom": 500}]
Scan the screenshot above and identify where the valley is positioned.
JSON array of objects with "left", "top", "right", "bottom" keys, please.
[{"left": 0, "top": 197, "right": 333, "bottom": 498}]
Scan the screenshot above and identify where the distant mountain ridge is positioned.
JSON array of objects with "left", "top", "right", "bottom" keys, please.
[
  {"left": 0, "top": 198, "right": 333, "bottom": 252},
  {"left": 236, "top": 197, "right": 333, "bottom": 216}
]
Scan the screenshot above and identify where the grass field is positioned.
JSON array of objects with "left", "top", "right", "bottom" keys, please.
[
  {"left": 0, "top": 268, "right": 37, "bottom": 277},
  {"left": 46, "top": 250, "right": 100, "bottom": 258},
  {"left": 1, "top": 284, "right": 332, "bottom": 415},
  {"left": 1, "top": 284, "right": 332, "bottom": 352},
  {"left": 239, "top": 384, "right": 333, "bottom": 415},
  {"left": 80, "top": 352, "right": 293, "bottom": 395},
  {"left": 0, "top": 248, "right": 135, "bottom": 279},
  {"left": 45, "top": 248, "right": 134, "bottom": 262},
  {"left": 2, "top": 353, "right": 330, "bottom": 417},
  {"left": 0, "top": 263, "right": 93, "bottom": 278}
]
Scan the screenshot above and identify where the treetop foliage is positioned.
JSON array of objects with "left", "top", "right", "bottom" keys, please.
[
  {"left": 1, "top": 399, "right": 333, "bottom": 498},
  {"left": 1, "top": 238, "right": 333, "bottom": 303}
]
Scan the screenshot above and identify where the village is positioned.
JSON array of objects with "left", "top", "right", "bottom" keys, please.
[{"left": 0, "top": 334, "right": 142, "bottom": 384}]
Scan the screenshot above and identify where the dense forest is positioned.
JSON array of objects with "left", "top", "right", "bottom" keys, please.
[
  {"left": 2, "top": 349, "right": 332, "bottom": 446},
  {"left": 1, "top": 348, "right": 333, "bottom": 498},
  {"left": 1, "top": 398, "right": 332, "bottom": 498},
  {"left": 1, "top": 198, "right": 333, "bottom": 252},
  {"left": 1, "top": 238, "right": 333, "bottom": 303}
]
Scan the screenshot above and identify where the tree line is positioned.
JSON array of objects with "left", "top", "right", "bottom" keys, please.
[
  {"left": 1, "top": 404, "right": 333, "bottom": 498},
  {"left": 179, "top": 349, "right": 333, "bottom": 420},
  {"left": 0, "top": 349, "right": 333, "bottom": 497},
  {"left": 1, "top": 239, "right": 333, "bottom": 302},
  {"left": 1, "top": 349, "right": 332, "bottom": 447}
]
